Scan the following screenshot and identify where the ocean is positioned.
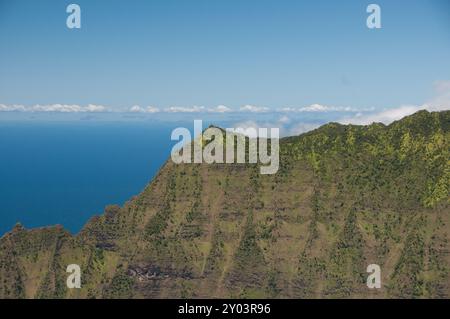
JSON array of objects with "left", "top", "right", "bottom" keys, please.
[{"left": 0, "top": 121, "right": 181, "bottom": 236}]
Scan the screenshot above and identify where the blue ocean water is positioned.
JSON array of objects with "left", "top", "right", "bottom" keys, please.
[{"left": 0, "top": 121, "right": 180, "bottom": 236}]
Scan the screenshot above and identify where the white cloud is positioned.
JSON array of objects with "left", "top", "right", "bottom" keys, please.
[
  {"left": 0, "top": 104, "right": 26, "bottom": 112},
  {"left": 146, "top": 106, "right": 160, "bottom": 113},
  {"left": 2, "top": 80, "right": 447, "bottom": 120},
  {"left": 209, "top": 105, "right": 232, "bottom": 113},
  {"left": 84, "top": 104, "right": 108, "bottom": 112},
  {"left": 229, "top": 120, "right": 262, "bottom": 138},
  {"left": 278, "top": 107, "right": 297, "bottom": 112},
  {"left": 129, "top": 105, "right": 160, "bottom": 113},
  {"left": 339, "top": 81, "right": 450, "bottom": 125},
  {"left": 33, "top": 104, "right": 108, "bottom": 112},
  {"left": 164, "top": 106, "right": 206, "bottom": 113},
  {"left": 0, "top": 103, "right": 232, "bottom": 114},
  {"left": 278, "top": 104, "right": 372, "bottom": 113},
  {"left": 239, "top": 105, "right": 270, "bottom": 113},
  {"left": 339, "top": 105, "right": 423, "bottom": 125},
  {"left": 129, "top": 105, "right": 144, "bottom": 112},
  {"left": 278, "top": 115, "right": 290, "bottom": 124},
  {"left": 0, "top": 102, "right": 374, "bottom": 115},
  {"left": 128, "top": 105, "right": 231, "bottom": 113},
  {"left": 299, "top": 104, "right": 333, "bottom": 112},
  {"left": 231, "top": 116, "right": 317, "bottom": 138},
  {"left": 0, "top": 104, "right": 108, "bottom": 113}
]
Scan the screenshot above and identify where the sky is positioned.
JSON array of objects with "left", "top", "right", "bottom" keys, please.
[{"left": 0, "top": 0, "right": 449, "bottom": 131}]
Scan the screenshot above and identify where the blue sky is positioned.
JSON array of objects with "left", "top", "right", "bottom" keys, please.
[{"left": 0, "top": 0, "right": 449, "bottom": 129}]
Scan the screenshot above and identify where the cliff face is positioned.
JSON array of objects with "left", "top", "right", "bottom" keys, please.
[{"left": 1, "top": 110, "right": 449, "bottom": 299}]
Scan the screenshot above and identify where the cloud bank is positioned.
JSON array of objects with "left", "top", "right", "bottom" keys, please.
[
  {"left": 339, "top": 80, "right": 450, "bottom": 125},
  {"left": 129, "top": 105, "right": 160, "bottom": 113},
  {"left": 0, "top": 104, "right": 108, "bottom": 113},
  {"left": 1, "top": 81, "right": 448, "bottom": 121},
  {"left": 277, "top": 104, "right": 372, "bottom": 113},
  {"left": 232, "top": 117, "right": 322, "bottom": 138},
  {"left": 0, "top": 103, "right": 363, "bottom": 114}
]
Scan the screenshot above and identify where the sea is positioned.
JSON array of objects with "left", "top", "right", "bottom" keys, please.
[{"left": 0, "top": 120, "right": 184, "bottom": 236}]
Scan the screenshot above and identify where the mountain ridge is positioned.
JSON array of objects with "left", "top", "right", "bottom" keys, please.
[{"left": 1, "top": 110, "right": 449, "bottom": 299}]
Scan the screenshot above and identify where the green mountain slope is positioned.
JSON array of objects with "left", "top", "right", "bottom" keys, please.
[{"left": 1, "top": 110, "right": 449, "bottom": 299}]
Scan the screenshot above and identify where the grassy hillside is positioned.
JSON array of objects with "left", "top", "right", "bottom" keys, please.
[{"left": 1, "top": 110, "right": 449, "bottom": 299}]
